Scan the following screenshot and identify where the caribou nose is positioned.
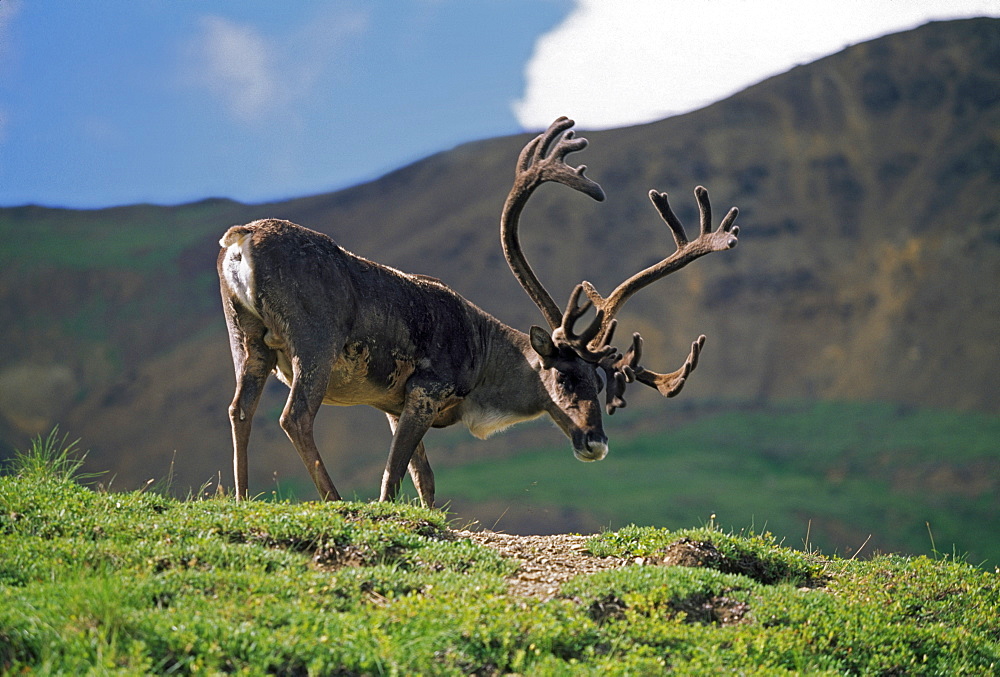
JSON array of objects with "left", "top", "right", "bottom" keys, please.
[{"left": 573, "top": 435, "right": 609, "bottom": 462}]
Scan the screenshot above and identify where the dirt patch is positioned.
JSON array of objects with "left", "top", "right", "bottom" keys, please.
[
  {"left": 454, "top": 529, "right": 626, "bottom": 601},
  {"left": 457, "top": 530, "right": 751, "bottom": 625},
  {"left": 313, "top": 543, "right": 375, "bottom": 568},
  {"left": 656, "top": 537, "right": 724, "bottom": 569},
  {"left": 669, "top": 593, "right": 750, "bottom": 625},
  {"left": 650, "top": 537, "right": 825, "bottom": 587}
]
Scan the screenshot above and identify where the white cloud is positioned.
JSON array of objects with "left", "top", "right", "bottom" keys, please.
[
  {"left": 184, "top": 10, "right": 369, "bottom": 125},
  {"left": 0, "top": 0, "right": 22, "bottom": 144},
  {"left": 189, "top": 16, "right": 280, "bottom": 123},
  {"left": 514, "top": 0, "right": 1000, "bottom": 130},
  {"left": 0, "top": 0, "right": 19, "bottom": 44}
]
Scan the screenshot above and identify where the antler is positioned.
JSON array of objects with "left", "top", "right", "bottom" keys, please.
[
  {"left": 501, "top": 120, "right": 740, "bottom": 413},
  {"left": 582, "top": 186, "right": 739, "bottom": 339},
  {"left": 587, "top": 187, "right": 739, "bottom": 413},
  {"left": 501, "top": 117, "right": 605, "bottom": 330},
  {"left": 598, "top": 333, "right": 705, "bottom": 414}
]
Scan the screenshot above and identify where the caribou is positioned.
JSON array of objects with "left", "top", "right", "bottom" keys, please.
[{"left": 218, "top": 117, "right": 740, "bottom": 506}]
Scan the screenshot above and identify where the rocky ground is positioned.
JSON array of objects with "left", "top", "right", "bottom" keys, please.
[{"left": 455, "top": 530, "right": 626, "bottom": 601}]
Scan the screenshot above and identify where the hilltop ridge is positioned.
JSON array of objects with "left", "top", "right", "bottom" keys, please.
[{"left": 2, "top": 447, "right": 998, "bottom": 674}]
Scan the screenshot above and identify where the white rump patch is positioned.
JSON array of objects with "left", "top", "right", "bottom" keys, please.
[{"left": 221, "top": 232, "right": 258, "bottom": 316}]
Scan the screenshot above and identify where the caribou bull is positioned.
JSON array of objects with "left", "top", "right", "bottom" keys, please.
[{"left": 218, "top": 117, "right": 740, "bottom": 506}]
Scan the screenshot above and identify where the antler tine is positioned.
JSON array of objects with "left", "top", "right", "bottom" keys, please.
[
  {"left": 599, "top": 332, "right": 640, "bottom": 414},
  {"left": 649, "top": 189, "right": 689, "bottom": 248},
  {"left": 530, "top": 119, "right": 605, "bottom": 201},
  {"left": 553, "top": 284, "right": 616, "bottom": 363},
  {"left": 604, "top": 371, "right": 628, "bottom": 413},
  {"left": 696, "top": 185, "right": 713, "bottom": 237},
  {"left": 538, "top": 116, "right": 578, "bottom": 157},
  {"left": 501, "top": 117, "right": 605, "bottom": 330},
  {"left": 555, "top": 284, "right": 594, "bottom": 338},
  {"left": 693, "top": 185, "right": 740, "bottom": 239},
  {"left": 516, "top": 135, "right": 542, "bottom": 174}
]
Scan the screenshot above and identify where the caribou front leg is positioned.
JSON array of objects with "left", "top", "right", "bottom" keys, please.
[
  {"left": 380, "top": 384, "right": 449, "bottom": 503},
  {"left": 385, "top": 413, "right": 436, "bottom": 508},
  {"left": 280, "top": 351, "right": 342, "bottom": 501}
]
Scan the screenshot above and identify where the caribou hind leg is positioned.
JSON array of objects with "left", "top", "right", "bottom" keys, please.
[
  {"left": 386, "top": 413, "right": 436, "bottom": 508},
  {"left": 224, "top": 303, "right": 276, "bottom": 501},
  {"left": 407, "top": 444, "right": 435, "bottom": 508}
]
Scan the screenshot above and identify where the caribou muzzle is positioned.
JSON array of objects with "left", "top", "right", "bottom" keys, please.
[{"left": 572, "top": 429, "right": 609, "bottom": 462}]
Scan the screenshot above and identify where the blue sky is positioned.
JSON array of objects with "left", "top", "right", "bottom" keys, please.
[{"left": 1, "top": 0, "right": 997, "bottom": 209}]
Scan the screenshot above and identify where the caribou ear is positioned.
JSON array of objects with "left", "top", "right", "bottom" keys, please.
[{"left": 529, "top": 325, "right": 558, "bottom": 369}]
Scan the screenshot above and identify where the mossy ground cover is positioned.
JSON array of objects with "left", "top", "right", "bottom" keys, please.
[{"left": 2, "top": 432, "right": 998, "bottom": 674}]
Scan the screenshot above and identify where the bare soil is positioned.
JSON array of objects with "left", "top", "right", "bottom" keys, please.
[
  {"left": 454, "top": 529, "right": 627, "bottom": 601},
  {"left": 453, "top": 531, "right": 751, "bottom": 627}
]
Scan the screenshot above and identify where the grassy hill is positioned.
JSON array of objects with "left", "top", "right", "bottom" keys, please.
[
  {"left": 0, "top": 19, "right": 998, "bottom": 562},
  {"left": 2, "top": 441, "right": 998, "bottom": 674}
]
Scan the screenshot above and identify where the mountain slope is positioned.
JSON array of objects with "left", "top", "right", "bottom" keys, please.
[{"left": 0, "top": 19, "right": 997, "bottom": 504}]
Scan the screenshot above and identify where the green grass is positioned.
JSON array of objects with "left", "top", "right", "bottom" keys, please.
[
  {"left": 2, "top": 432, "right": 999, "bottom": 674},
  {"left": 436, "top": 400, "right": 1000, "bottom": 568}
]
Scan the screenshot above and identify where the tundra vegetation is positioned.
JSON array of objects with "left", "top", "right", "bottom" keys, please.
[{"left": 1, "top": 433, "right": 997, "bottom": 674}]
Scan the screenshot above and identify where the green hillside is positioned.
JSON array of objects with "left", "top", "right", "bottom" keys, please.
[{"left": 2, "top": 442, "right": 998, "bottom": 674}]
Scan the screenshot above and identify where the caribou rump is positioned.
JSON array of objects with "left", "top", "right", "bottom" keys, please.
[{"left": 218, "top": 117, "right": 740, "bottom": 506}]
